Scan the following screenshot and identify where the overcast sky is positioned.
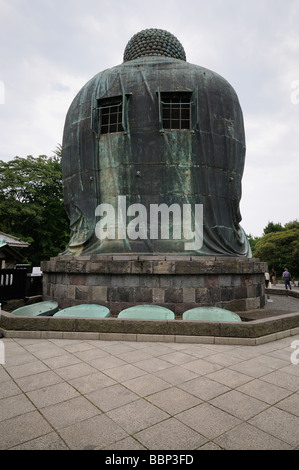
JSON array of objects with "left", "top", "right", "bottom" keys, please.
[{"left": 0, "top": 0, "right": 298, "bottom": 237}]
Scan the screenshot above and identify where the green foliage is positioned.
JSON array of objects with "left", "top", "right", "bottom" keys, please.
[
  {"left": 0, "top": 152, "right": 69, "bottom": 264},
  {"left": 263, "top": 221, "right": 285, "bottom": 234},
  {"left": 252, "top": 220, "right": 299, "bottom": 278},
  {"left": 247, "top": 234, "right": 261, "bottom": 254},
  {"left": 284, "top": 220, "right": 299, "bottom": 230}
]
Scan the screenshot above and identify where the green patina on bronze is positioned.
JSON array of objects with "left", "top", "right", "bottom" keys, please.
[
  {"left": 54, "top": 304, "right": 110, "bottom": 318},
  {"left": 61, "top": 29, "right": 251, "bottom": 257},
  {"left": 11, "top": 301, "right": 59, "bottom": 317},
  {"left": 117, "top": 304, "right": 175, "bottom": 320},
  {"left": 183, "top": 307, "right": 242, "bottom": 322},
  {"left": 123, "top": 29, "right": 186, "bottom": 62}
]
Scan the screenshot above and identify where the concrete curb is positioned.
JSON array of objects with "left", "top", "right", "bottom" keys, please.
[{"left": 1, "top": 309, "right": 299, "bottom": 346}]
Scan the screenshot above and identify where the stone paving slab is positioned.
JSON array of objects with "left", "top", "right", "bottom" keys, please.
[{"left": 0, "top": 334, "right": 298, "bottom": 450}]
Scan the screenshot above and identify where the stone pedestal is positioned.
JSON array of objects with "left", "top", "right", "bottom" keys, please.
[{"left": 41, "top": 256, "right": 266, "bottom": 317}]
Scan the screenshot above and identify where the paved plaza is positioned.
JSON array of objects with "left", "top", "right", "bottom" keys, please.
[{"left": 0, "top": 330, "right": 298, "bottom": 450}]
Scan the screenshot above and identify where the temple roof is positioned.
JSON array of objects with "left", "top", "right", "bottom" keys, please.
[{"left": 0, "top": 232, "right": 29, "bottom": 248}]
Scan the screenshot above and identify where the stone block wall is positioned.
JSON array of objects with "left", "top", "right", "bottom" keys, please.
[{"left": 41, "top": 256, "right": 267, "bottom": 316}]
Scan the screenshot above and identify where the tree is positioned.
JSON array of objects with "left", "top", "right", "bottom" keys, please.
[
  {"left": 247, "top": 233, "right": 261, "bottom": 254},
  {"left": 284, "top": 220, "right": 299, "bottom": 230},
  {"left": 0, "top": 153, "right": 69, "bottom": 264},
  {"left": 263, "top": 221, "right": 285, "bottom": 234},
  {"left": 253, "top": 221, "right": 299, "bottom": 278}
]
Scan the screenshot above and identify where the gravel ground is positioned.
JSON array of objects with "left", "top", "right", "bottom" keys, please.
[{"left": 240, "top": 290, "right": 299, "bottom": 321}]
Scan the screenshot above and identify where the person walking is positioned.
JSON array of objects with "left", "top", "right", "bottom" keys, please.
[
  {"left": 282, "top": 268, "right": 292, "bottom": 290},
  {"left": 265, "top": 271, "right": 270, "bottom": 288}
]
